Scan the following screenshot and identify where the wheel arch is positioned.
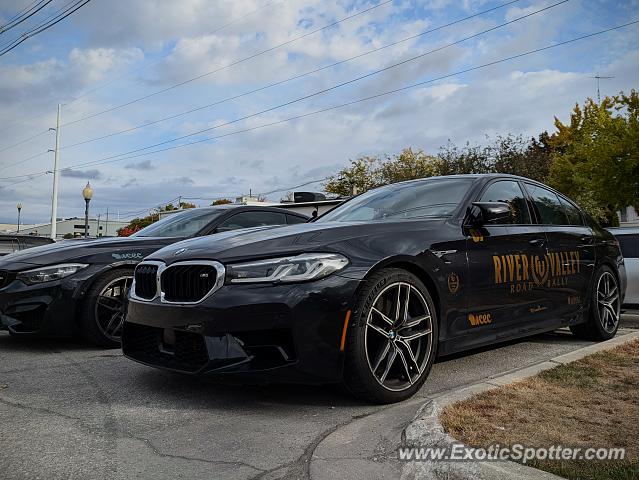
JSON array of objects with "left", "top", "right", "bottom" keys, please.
[
  {"left": 361, "top": 256, "right": 442, "bottom": 325},
  {"left": 72, "top": 262, "right": 137, "bottom": 304}
]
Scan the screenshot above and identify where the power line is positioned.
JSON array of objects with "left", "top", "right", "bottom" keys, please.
[
  {"left": 36, "top": 0, "right": 567, "bottom": 172},
  {"left": 47, "top": 0, "right": 523, "bottom": 154},
  {"left": 66, "top": 0, "right": 287, "bottom": 103},
  {"left": 2, "top": 19, "right": 637, "bottom": 184},
  {"left": 0, "top": 0, "right": 384, "bottom": 150},
  {"left": 0, "top": 0, "right": 285, "bottom": 145},
  {"left": 0, "top": 0, "right": 54, "bottom": 34},
  {"left": 57, "top": 0, "right": 395, "bottom": 127},
  {"left": 0, "top": 0, "right": 92, "bottom": 57}
]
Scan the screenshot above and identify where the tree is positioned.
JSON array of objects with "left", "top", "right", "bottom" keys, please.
[
  {"left": 211, "top": 199, "right": 233, "bottom": 205},
  {"left": 116, "top": 202, "right": 197, "bottom": 236},
  {"left": 377, "top": 148, "right": 441, "bottom": 184},
  {"left": 548, "top": 91, "right": 639, "bottom": 225},
  {"left": 324, "top": 156, "right": 381, "bottom": 196}
]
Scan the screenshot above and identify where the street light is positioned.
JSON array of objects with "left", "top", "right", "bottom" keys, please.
[
  {"left": 16, "top": 203, "right": 22, "bottom": 233},
  {"left": 82, "top": 182, "right": 93, "bottom": 239}
]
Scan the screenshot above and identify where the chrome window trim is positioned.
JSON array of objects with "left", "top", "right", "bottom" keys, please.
[{"left": 130, "top": 260, "right": 225, "bottom": 305}]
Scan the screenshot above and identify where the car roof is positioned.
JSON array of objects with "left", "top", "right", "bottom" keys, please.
[
  {"left": 608, "top": 227, "right": 639, "bottom": 235},
  {"left": 178, "top": 205, "right": 308, "bottom": 217}
]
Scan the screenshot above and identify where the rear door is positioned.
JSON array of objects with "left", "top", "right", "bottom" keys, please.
[
  {"left": 524, "top": 183, "right": 595, "bottom": 322},
  {"left": 464, "top": 179, "right": 549, "bottom": 344}
]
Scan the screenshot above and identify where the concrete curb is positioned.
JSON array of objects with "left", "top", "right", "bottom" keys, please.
[{"left": 400, "top": 330, "right": 639, "bottom": 480}]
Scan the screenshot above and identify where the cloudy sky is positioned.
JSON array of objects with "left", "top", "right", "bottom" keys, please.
[{"left": 0, "top": 0, "right": 637, "bottom": 225}]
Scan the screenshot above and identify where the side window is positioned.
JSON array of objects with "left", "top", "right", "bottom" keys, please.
[
  {"left": 0, "top": 239, "right": 18, "bottom": 255},
  {"left": 479, "top": 180, "right": 531, "bottom": 224},
  {"left": 217, "top": 211, "right": 287, "bottom": 232},
  {"left": 526, "top": 184, "right": 569, "bottom": 225},
  {"left": 558, "top": 196, "right": 584, "bottom": 226},
  {"left": 617, "top": 234, "right": 639, "bottom": 259},
  {"left": 286, "top": 214, "right": 306, "bottom": 225}
]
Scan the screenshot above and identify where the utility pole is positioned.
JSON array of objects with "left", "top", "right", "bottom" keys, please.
[
  {"left": 591, "top": 74, "right": 614, "bottom": 103},
  {"left": 49, "top": 104, "right": 62, "bottom": 240},
  {"left": 97, "top": 213, "right": 101, "bottom": 237},
  {"left": 105, "top": 207, "right": 109, "bottom": 237}
]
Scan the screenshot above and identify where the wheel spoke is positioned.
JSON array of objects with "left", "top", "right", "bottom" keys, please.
[
  {"left": 396, "top": 348, "right": 413, "bottom": 385},
  {"left": 379, "top": 347, "right": 397, "bottom": 384},
  {"left": 97, "top": 295, "right": 122, "bottom": 311},
  {"left": 603, "top": 303, "right": 618, "bottom": 324},
  {"left": 372, "top": 341, "right": 392, "bottom": 374},
  {"left": 394, "top": 285, "right": 402, "bottom": 324},
  {"left": 397, "top": 338, "right": 421, "bottom": 374},
  {"left": 371, "top": 307, "right": 394, "bottom": 327},
  {"left": 401, "top": 285, "right": 411, "bottom": 327},
  {"left": 400, "top": 329, "right": 432, "bottom": 342},
  {"left": 401, "top": 314, "right": 431, "bottom": 329},
  {"left": 367, "top": 322, "right": 390, "bottom": 339},
  {"left": 104, "top": 312, "right": 122, "bottom": 335}
]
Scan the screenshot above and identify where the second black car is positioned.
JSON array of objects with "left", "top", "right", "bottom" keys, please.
[{"left": 0, "top": 205, "right": 307, "bottom": 347}]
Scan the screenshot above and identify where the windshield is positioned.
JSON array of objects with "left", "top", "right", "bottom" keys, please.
[
  {"left": 132, "top": 209, "right": 224, "bottom": 238},
  {"left": 317, "top": 178, "right": 473, "bottom": 223}
]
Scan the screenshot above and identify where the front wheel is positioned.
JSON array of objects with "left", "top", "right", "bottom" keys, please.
[
  {"left": 570, "top": 265, "right": 620, "bottom": 341},
  {"left": 80, "top": 268, "right": 134, "bottom": 348},
  {"left": 342, "top": 268, "right": 438, "bottom": 404}
]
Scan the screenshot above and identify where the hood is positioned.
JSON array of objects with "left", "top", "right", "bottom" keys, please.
[
  {"left": 150, "top": 218, "right": 447, "bottom": 264},
  {"left": 0, "top": 236, "right": 179, "bottom": 271}
]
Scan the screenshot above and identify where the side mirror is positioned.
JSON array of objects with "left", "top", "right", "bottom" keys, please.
[{"left": 468, "top": 202, "right": 511, "bottom": 225}]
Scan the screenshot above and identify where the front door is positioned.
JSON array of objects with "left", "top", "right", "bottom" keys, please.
[{"left": 463, "top": 179, "right": 550, "bottom": 348}]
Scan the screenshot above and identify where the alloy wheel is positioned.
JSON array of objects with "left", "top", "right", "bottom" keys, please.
[
  {"left": 364, "top": 281, "right": 433, "bottom": 392},
  {"left": 597, "top": 271, "right": 620, "bottom": 333},
  {"left": 95, "top": 275, "right": 132, "bottom": 342}
]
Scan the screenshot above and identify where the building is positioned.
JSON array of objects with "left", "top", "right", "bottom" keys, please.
[
  {"left": 12, "top": 217, "right": 129, "bottom": 239},
  {"left": 158, "top": 193, "right": 347, "bottom": 220}
]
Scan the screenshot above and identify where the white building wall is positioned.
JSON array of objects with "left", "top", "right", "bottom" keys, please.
[{"left": 17, "top": 218, "right": 129, "bottom": 239}]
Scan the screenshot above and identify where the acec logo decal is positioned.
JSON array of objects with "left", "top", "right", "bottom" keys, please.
[
  {"left": 492, "top": 250, "right": 580, "bottom": 293},
  {"left": 468, "top": 312, "right": 492, "bottom": 326}
]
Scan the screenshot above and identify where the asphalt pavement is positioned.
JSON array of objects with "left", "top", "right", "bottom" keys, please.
[{"left": 1, "top": 314, "right": 637, "bottom": 480}]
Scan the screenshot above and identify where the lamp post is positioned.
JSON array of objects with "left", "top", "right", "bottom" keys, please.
[
  {"left": 82, "top": 182, "right": 93, "bottom": 239},
  {"left": 16, "top": 203, "right": 22, "bottom": 233}
]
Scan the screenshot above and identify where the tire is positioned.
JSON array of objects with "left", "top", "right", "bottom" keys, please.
[
  {"left": 342, "top": 268, "right": 438, "bottom": 404},
  {"left": 570, "top": 265, "right": 620, "bottom": 341},
  {"left": 79, "top": 268, "right": 134, "bottom": 348}
]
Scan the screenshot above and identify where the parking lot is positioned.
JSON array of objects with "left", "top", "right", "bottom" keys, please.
[{"left": 0, "top": 314, "right": 636, "bottom": 480}]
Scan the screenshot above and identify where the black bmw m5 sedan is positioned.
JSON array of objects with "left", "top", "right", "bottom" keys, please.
[
  {"left": 122, "top": 175, "right": 626, "bottom": 403},
  {"left": 0, "top": 205, "right": 307, "bottom": 347}
]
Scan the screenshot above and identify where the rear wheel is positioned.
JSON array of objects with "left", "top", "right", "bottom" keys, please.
[
  {"left": 342, "top": 268, "right": 438, "bottom": 404},
  {"left": 570, "top": 265, "right": 620, "bottom": 341},
  {"left": 80, "top": 268, "right": 134, "bottom": 348}
]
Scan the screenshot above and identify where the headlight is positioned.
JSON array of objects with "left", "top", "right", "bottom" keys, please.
[
  {"left": 226, "top": 253, "right": 349, "bottom": 284},
  {"left": 17, "top": 263, "right": 89, "bottom": 285}
]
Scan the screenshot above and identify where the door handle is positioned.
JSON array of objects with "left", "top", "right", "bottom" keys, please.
[
  {"left": 529, "top": 238, "right": 545, "bottom": 247},
  {"left": 580, "top": 235, "right": 593, "bottom": 244}
]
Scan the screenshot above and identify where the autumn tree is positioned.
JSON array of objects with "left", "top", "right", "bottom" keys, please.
[
  {"left": 548, "top": 91, "right": 639, "bottom": 225},
  {"left": 117, "top": 202, "right": 197, "bottom": 236},
  {"left": 324, "top": 156, "right": 381, "bottom": 196},
  {"left": 211, "top": 198, "right": 233, "bottom": 205}
]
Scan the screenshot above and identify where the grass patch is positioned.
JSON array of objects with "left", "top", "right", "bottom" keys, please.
[{"left": 440, "top": 339, "right": 639, "bottom": 480}]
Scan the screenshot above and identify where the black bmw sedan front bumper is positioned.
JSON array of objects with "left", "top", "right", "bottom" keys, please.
[
  {"left": 122, "top": 273, "right": 362, "bottom": 384},
  {"left": 0, "top": 264, "right": 103, "bottom": 336}
]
